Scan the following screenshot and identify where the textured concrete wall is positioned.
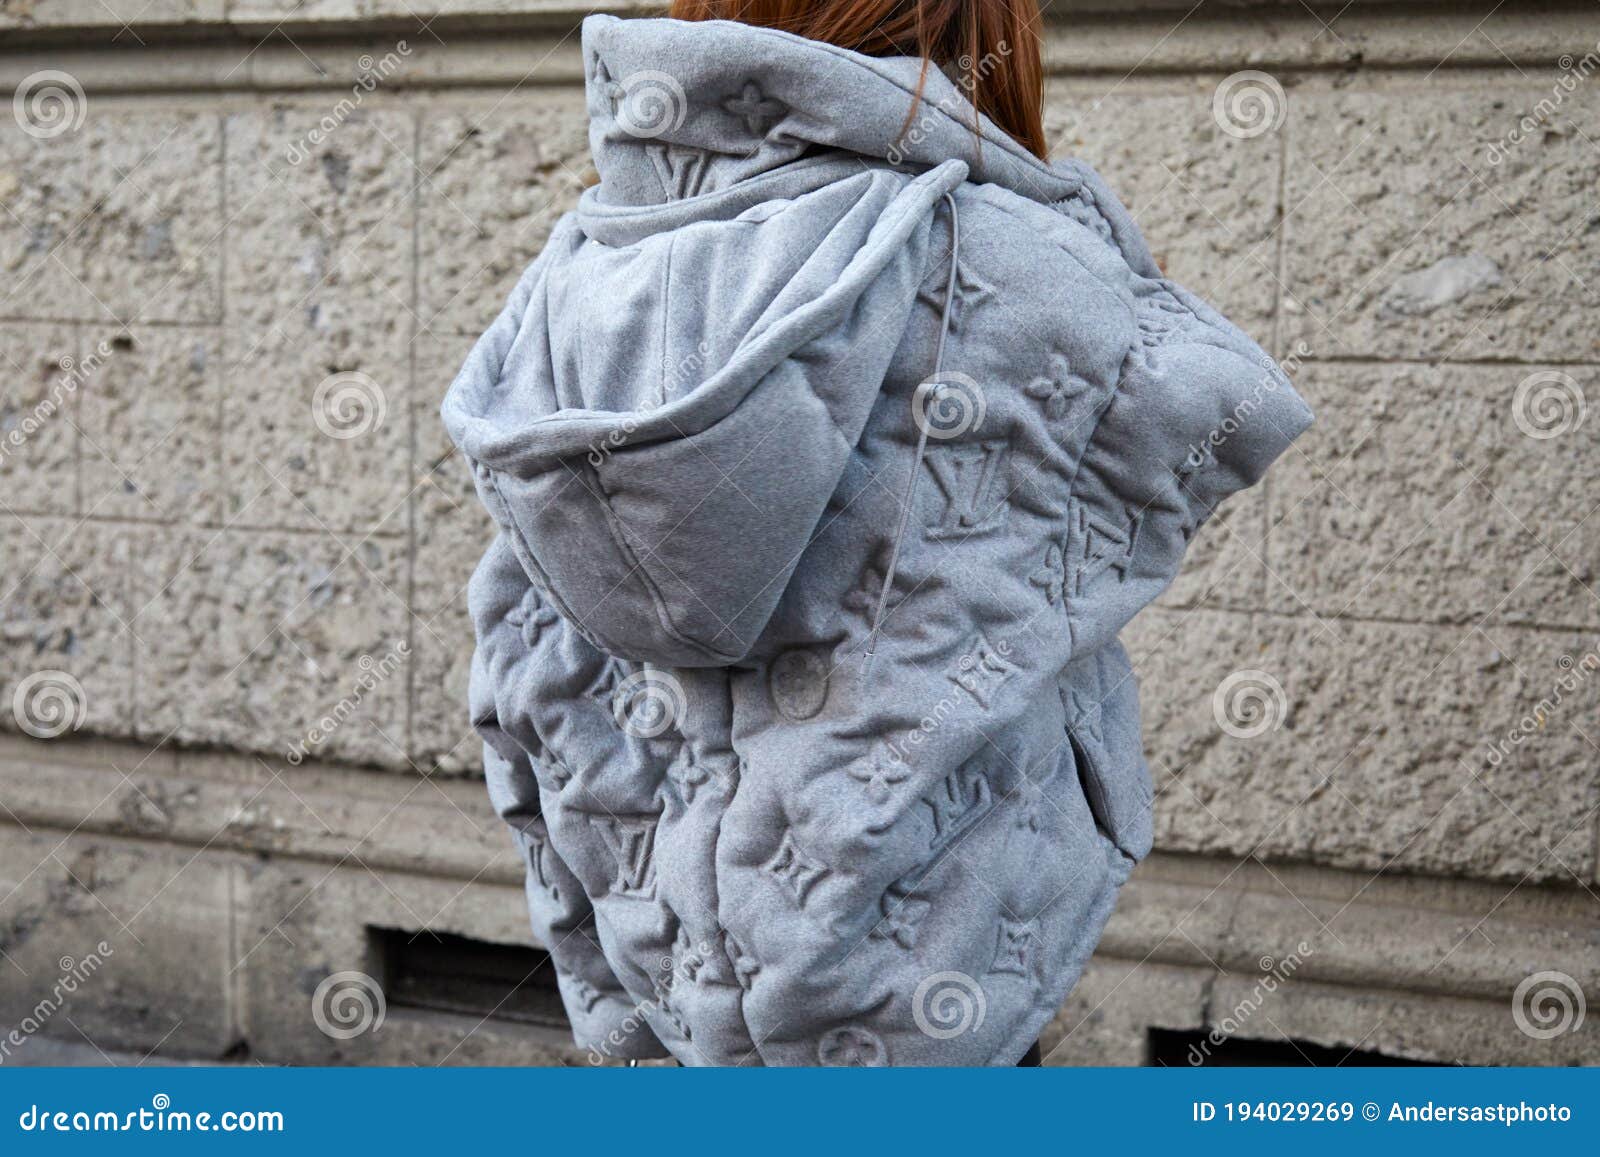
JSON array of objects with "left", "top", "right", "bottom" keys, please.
[{"left": 1, "top": 1, "right": 1597, "bottom": 1066}]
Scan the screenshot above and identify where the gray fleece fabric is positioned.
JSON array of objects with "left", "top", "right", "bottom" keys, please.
[{"left": 441, "top": 13, "right": 1313, "bottom": 1066}]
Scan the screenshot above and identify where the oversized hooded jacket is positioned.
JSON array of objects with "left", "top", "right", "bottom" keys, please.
[{"left": 440, "top": 13, "right": 1313, "bottom": 1066}]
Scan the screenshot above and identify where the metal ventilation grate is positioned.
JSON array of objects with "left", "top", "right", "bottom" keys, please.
[
  {"left": 1147, "top": 1028, "right": 1442, "bottom": 1067},
  {"left": 369, "top": 927, "right": 569, "bottom": 1029}
]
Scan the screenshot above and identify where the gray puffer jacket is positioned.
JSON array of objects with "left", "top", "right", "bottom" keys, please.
[{"left": 441, "top": 13, "right": 1312, "bottom": 1066}]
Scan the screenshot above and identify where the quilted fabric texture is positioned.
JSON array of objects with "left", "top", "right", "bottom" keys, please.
[{"left": 440, "top": 14, "right": 1313, "bottom": 1066}]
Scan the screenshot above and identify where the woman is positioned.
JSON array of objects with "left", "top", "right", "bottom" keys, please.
[{"left": 441, "top": 0, "right": 1310, "bottom": 1066}]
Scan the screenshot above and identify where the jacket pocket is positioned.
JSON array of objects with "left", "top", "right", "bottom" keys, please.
[{"left": 1061, "top": 639, "right": 1154, "bottom": 862}]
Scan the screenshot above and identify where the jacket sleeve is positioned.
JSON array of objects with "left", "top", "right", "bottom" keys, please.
[
  {"left": 1061, "top": 273, "right": 1313, "bottom": 658},
  {"left": 466, "top": 533, "right": 669, "bottom": 1060}
]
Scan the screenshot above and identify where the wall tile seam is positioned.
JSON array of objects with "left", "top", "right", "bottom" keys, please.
[
  {"left": 0, "top": 813, "right": 525, "bottom": 888},
  {"left": 1136, "top": 603, "right": 1600, "bottom": 639},
  {"left": 5, "top": 334, "right": 1596, "bottom": 375},
  {"left": 1132, "top": 853, "right": 1599, "bottom": 915},
  {"left": 1091, "top": 947, "right": 1573, "bottom": 1009},
  {"left": 1146, "top": 834, "right": 1591, "bottom": 891},
  {"left": 404, "top": 110, "right": 420, "bottom": 768},
  {"left": 1264, "top": 101, "right": 1291, "bottom": 606},
  {"left": 0, "top": 317, "right": 224, "bottom": 329},
  {"left": 0, "top": 513, "right": 410, "bottom": 538},
  {"left": 2, "top": 10, "right": 1595, "bottom": 57},
  {"left": 2, "top": 52, "right": 1588, "bottom": 97}
]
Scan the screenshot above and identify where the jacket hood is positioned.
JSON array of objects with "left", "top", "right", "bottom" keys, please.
[
  {"left": 574, "top": 14, "right": 1156, "bottom": 263},
  {"left": 442, "top": 15, "right": 1035, "bottom": 668}
]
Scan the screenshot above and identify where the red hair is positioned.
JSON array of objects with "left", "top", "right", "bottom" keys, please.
[{"left": 666, "top": 0, "right": 1048, "bottom": 160}]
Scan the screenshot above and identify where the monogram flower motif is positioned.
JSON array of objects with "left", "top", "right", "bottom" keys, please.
[
  {"left": 722, "top": 82, "right": 786, "bottom": 136},
  {"left": 1029, "top": 538, "right": 1069, "bottom": 606},
  {"left": 1024, "top": 352, "right": 1093, "bottom": 420},
  {"left": 504, "top": 587, "right": 559, "bottom": 648},
  {"left": 1014, "top": 775, "right": 1046, "bottom": 833},
  {"left": 817, "top": 1025, "right": 887, "bottom": 1067},
  {"left": 871, "top": 889, "right": 931, "bottom": 949},
  {"left": 848, "top": 754, "right": 913, "bottom": 807},
  {"left": 1069, "top": 690, "right": 1105, "bottom": 748}
]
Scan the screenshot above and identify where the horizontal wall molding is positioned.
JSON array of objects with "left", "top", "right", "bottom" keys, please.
[
  {"left": 2, "top": 3, "right": 1598, "bottom": 93},
  {"left": 1, "top": 732, "right": 1593, "bottom": 1008}
]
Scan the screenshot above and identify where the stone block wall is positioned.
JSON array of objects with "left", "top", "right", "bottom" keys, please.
[{"left": 0, "top": 0, "right": 1596, "bottom": 1066}]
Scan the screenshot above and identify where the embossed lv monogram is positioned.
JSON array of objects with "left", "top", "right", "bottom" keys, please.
[
  {"left": 646, "top": 143, "right": 713, "bottom": 200},
  {"left": 596, "top": 815, "right": 658, "bottom": 900},
  {"left": 925, "top": 441, "right": 1009, "bottom": 539},
  {"left": 765, "top": 829, "right": 829, "bottom": 907},
  {"left": 989, "top": 917, "right": 1041, "bottom": 978},
  {"left": 923, "top": 757, "right": 994, "bottom": 848},
  {"left": 1069, "top": 502, "right": 1142, "bottom": 596},
  {"left": 526, "top": 827, "right": 559, "bottom": 902}
]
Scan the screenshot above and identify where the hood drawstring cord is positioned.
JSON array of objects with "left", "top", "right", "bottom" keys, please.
[{"left": 865, "top": 192, "right": 961, "bottom": 671}]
